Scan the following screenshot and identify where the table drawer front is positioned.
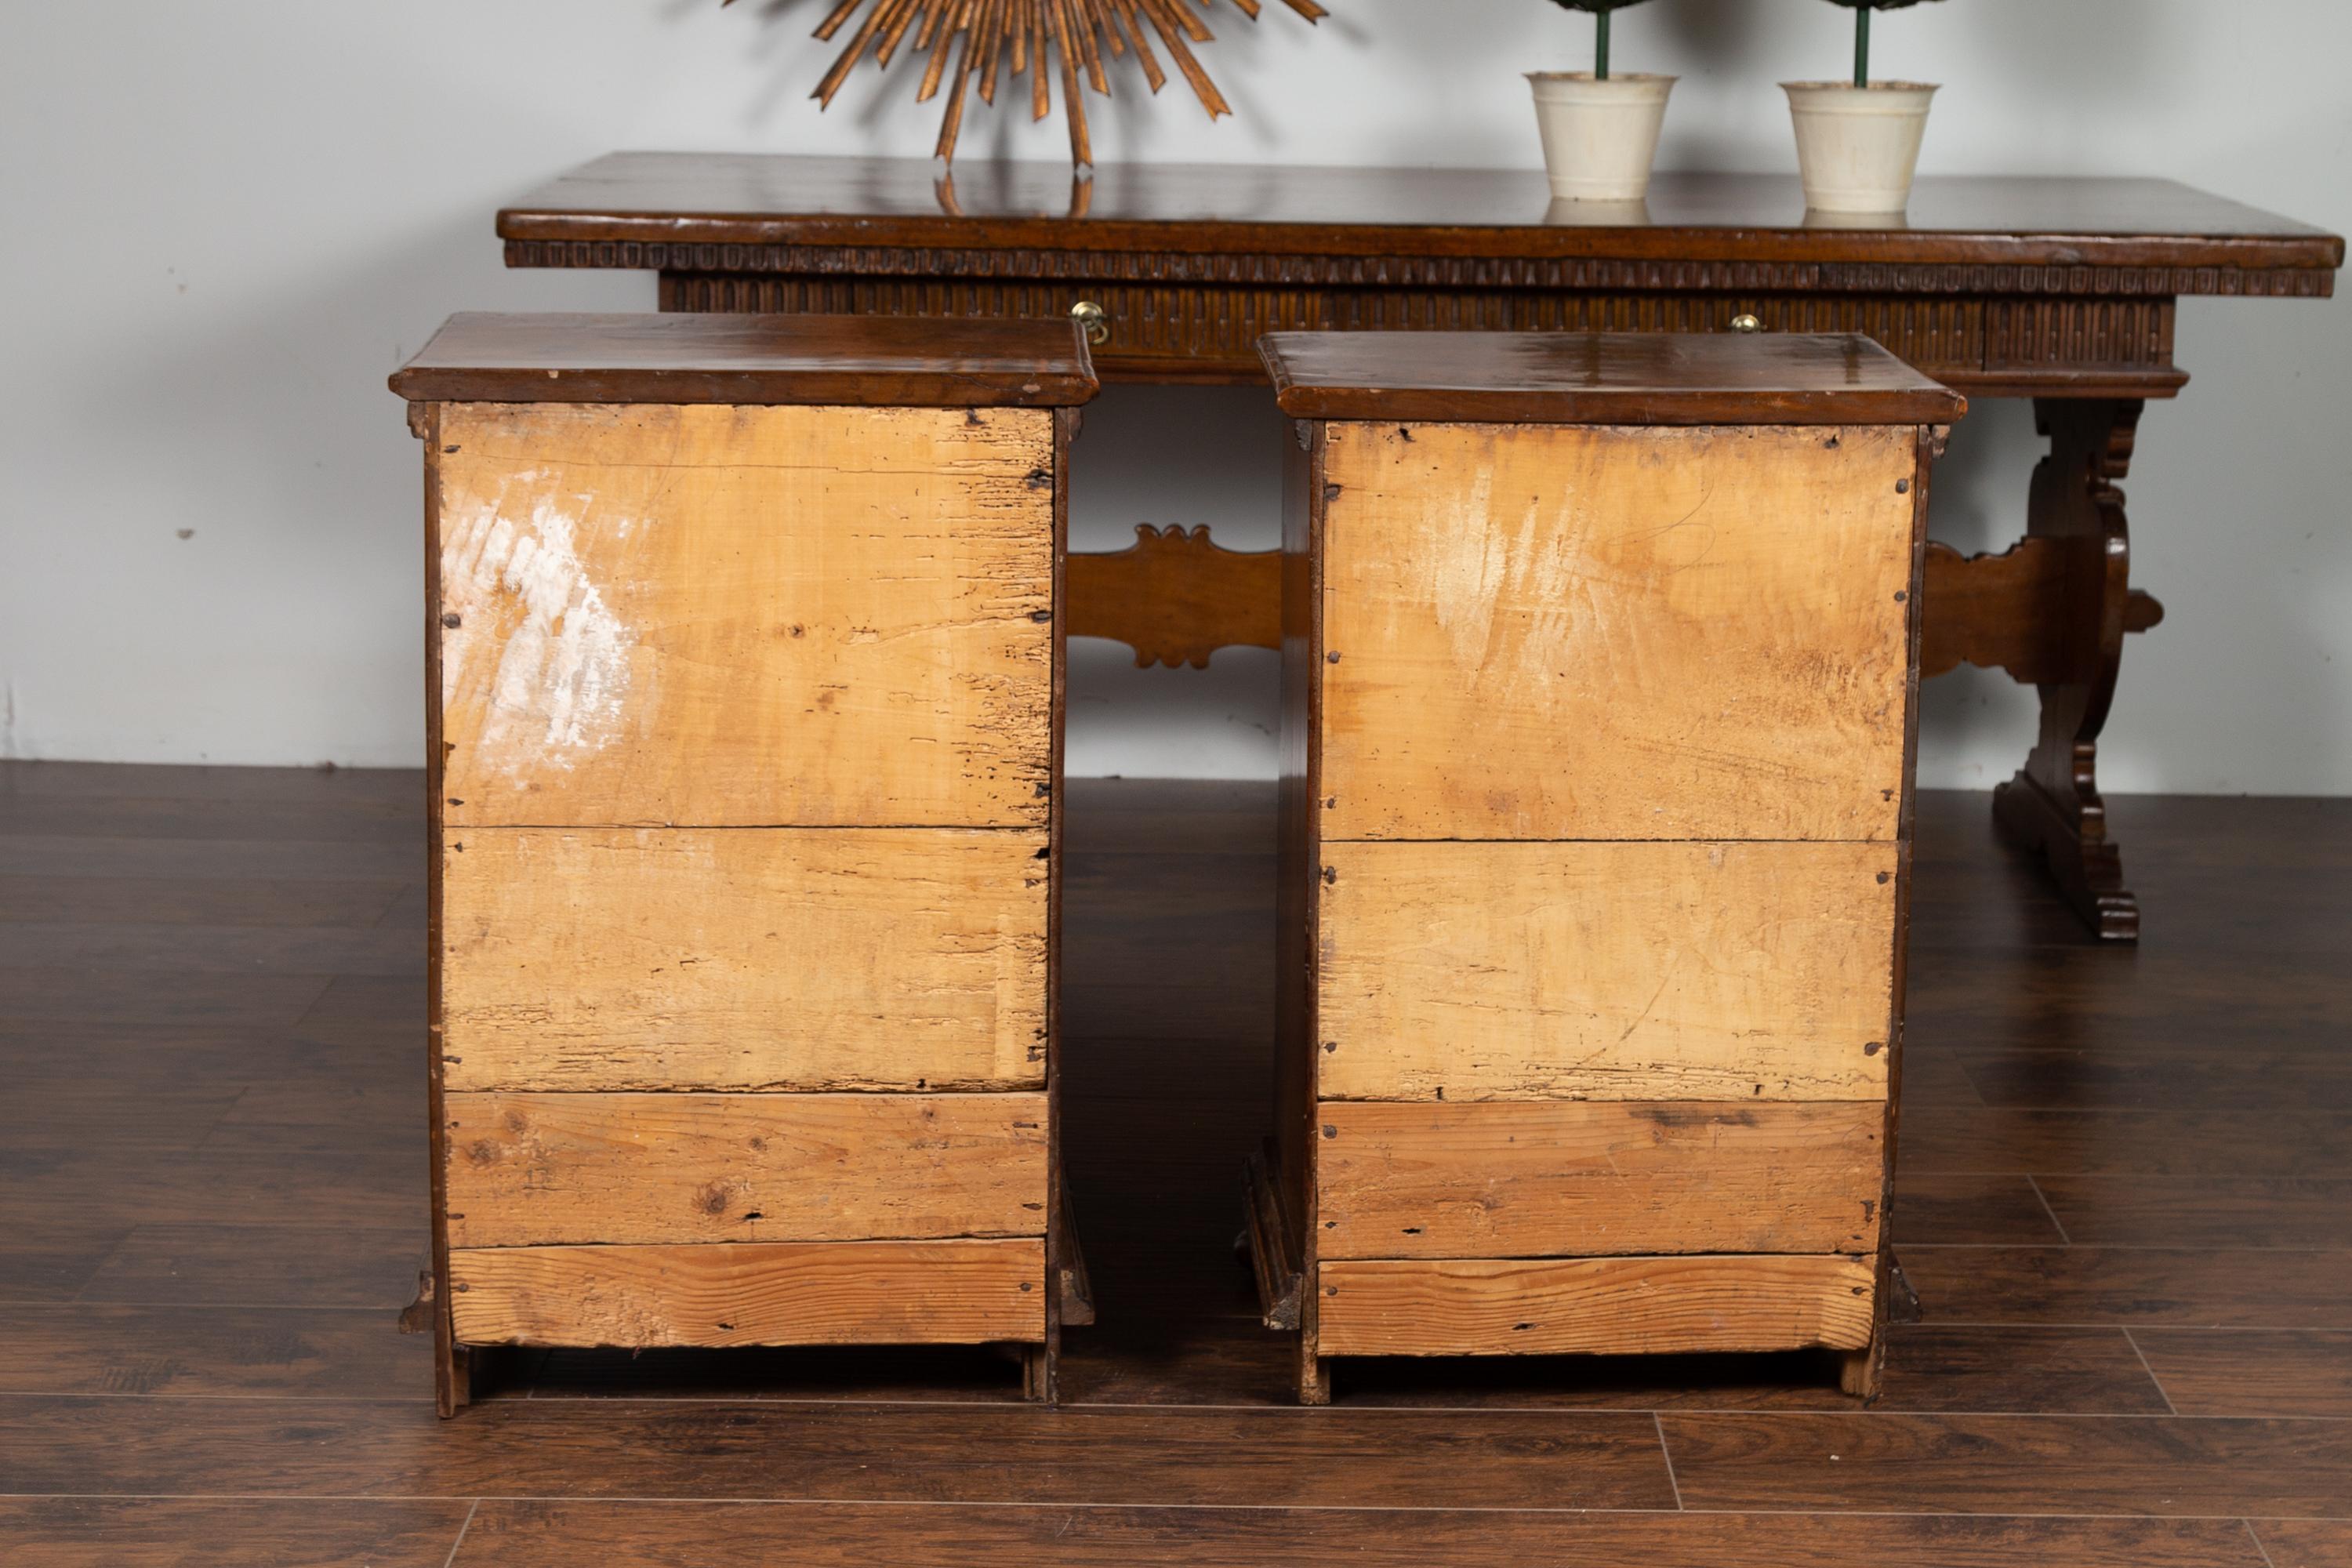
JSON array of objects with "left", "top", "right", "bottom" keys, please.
[
  {"left": 435, "top": 401, "right": 1054, "bottom": 829},
  {"left": 659, "top": 273, "right": 1994, "bottom": 390},
  {"left": 1317, "top": 840, "right": 1896, "bottom": 1103},
  {"left": 1318, "top": 421, "right": 1917, "bottom": 844},
  {"left": 441, "top": 826, "right": 1047, "bottom": 1092},
  {"left": 445, "top": 1091, "right": 1047, "bottom": 1248},
  {"left": 1316, "top": 1254, "right": 1876, "bottom": 1359},
  {"left": 448, "top": 1238, "right": 1046, "bottom": 1348},
  {"left": 1316, "top": 1100, "right": 1883, "bottom": 1261}
]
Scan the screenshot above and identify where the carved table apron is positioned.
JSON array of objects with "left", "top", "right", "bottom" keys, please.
[{"left": 501, "top": 155, "right": 2343, "bottom": 939}]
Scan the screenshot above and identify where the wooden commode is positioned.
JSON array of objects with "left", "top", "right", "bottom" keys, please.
[
  {"left": 390, "top": 312, "right": 1097, "bottom": 1414},
  {"left": 1244, "top": 331, "right": 1963, "bottom": 1403}
]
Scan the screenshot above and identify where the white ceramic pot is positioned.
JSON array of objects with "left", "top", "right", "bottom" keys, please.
[
  {"left": 1781, "top": 81, "right": 1938, "bottom": 214},
  {"left": 1527, "top": 73, "right": 1676, "bottom": 203}
]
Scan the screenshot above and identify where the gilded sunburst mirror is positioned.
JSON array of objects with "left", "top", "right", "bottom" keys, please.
[{"left": 725, "top": 0, "right": 1329, "bottom": 167}]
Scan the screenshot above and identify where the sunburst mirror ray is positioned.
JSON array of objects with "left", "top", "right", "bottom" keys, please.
[{"left": 724, "top": 0, "right": 1328, "bottom": 168}]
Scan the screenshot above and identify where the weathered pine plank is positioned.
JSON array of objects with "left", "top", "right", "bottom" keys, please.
[
  {"left": 441, "top": 827, "right": 1047, "bottom": 1092},
  {"left": 1318, "top": 1254, "right": 1877, "bottom": 1358},
  {"left": 445, "top": 1092, "right": 1048, "bottom": 1247},
  {"left": 448, "top": 1239, "right": 1046, "bottom": 1348},
  {"left": 436, "top": 401, "right": 1054, "bottom": 829},
  {"left": 1319, "top": 421, "right": 1916, "bottom": 842},
  {"left": 1319, "top": 839, "right": 1896, "bottom": 1102},
  {"left": 1317, "top": 1100, "right": 1885, "bottom": 1259}
]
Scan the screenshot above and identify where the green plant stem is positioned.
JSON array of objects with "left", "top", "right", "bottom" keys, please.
[
  {"left": 1854, "top": 6, "right": 1869, "bottom": 88},
  {"left": 1596, "top": 9, "right": 1610, "bottom": 80}
]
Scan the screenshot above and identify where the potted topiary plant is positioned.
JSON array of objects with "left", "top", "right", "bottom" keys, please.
[
  {"left": 1526, "top": 2, "right": 1674, "bottom": 203},
  {"left": 1783, "top": 0, "right": 1944, "bottom": 213}
]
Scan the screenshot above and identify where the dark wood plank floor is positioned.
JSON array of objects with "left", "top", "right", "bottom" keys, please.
[{"left": 0, "top": 762, "right": 2347, "bottom": 1566}]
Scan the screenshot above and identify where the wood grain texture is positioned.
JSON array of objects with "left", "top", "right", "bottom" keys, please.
[
  {"left": 1919, "top": 536, "right": 2161, "bottom": 684},
  {"left": 0, "top": 1303, "right": 425, "bottom": 1399},
  {"left": 1275, "top": 416, "right": 1330, "bottom": 1403},
  {"left": 0, "top": 871, "right": 408, "bottom": 928},
  {"left": 2030, "top": 1175, "right": 2352, "bottom": 1249},
  {"left": 541, "top": 154, "right": 2324, "bottom": 411},
  {"left": 1318, "top": 840, "right": 1896, "bottom": 1102},
  {"left": 0, "top": 1395, "right": 1675, "bottom": 1510},
  {"left": 2125, "top": 1330, "right": 2352, "bottom": 1418},
  {"left": 1064, "top": 524, "right": 1279, "bottom": 669},
  {"left": 1896, "top": 1107, "right": 2352, "bottom": 1178},
  {"left": 1897, "top": 1247, "right": 2352, "bottom": 1328},
  {"left": 421, "top": 413, "right": 470, "bottom": 1417},
  {"left": 2253, "top": 1519, "right": 2352, "bottom": 1568},
  {"left": 77, "top": 1224, "right": 426, "bottom": 1309},
  {"left": 1036, "top": 402, "right": 1076, "bottom": 1406},
  {"left": 502, "top": 154, "right": 2346, "bottom": 275},
  {"left": 453, "top": 1501, "right": 2278, "bottom": 1568},
  {"left": 1261, "top": 332, "right": 1964, "bottom": 427},
  {"left": 1317, "top": 1254, "right": 1877, "bottom": 1358},
  {"left": 1318, "top": 421, "right": 1918, "bottom": 843},
  {"left": 448, "top": 1239, "right": 1045, "bottom": 1348},
  {"left": 1892, "top": 1171, "right": 2067, "bottom": 1246},
  {"left": 659, "top": 266, "right": 2196, "bottom": 401},
  {"left": 0, "top": 1497, "right": 474, "bottom": 1568},
  {"left": 1659, "top": 1411, "right": 2352, "bottom": 1517},
  {"left": 1057, "top": 1319, "right": 2177, "bottom": 1415},
  {"left": 15, "top": 771, "right": 2352, "bottom": 1547},
  {"left": 1988, "top": 399, "right": 2147, "bottom": 941},
  {"left": 1316, "top": 1101, "right": 1884, "bottom": 1260},
  {"left": 444, "top": 1092, "right": 1047, "bottom": 1247},
  {"left": 0, "top": 834, "right": 417, "bottom": 883},
  {"left": 392, "top": 311, "right": 1098, "bottom": 408},
  {"left": 441, "top": 826, "right": 1047, "bottom": 1092},
  {"left": 435, "top": 401, "right": 1053, "bottom": 827}
]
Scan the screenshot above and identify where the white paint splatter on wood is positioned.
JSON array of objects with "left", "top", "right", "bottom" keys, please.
[
  {"left": 441, "top": 484, "right": 641, "bottom": 783},
  {"left": 1415, "top": 442, "right": 1717, "bottom": 719}
]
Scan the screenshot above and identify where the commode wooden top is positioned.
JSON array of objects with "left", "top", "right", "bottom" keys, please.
[
  {"left": 1259, "top": 331, "right": 1965, "bottom": 426},
  {"left": 390, "top": 311, "right": 1099, "bottom": 408}
]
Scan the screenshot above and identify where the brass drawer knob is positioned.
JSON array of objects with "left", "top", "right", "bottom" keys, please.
[
  {"left": 1070, "top": 299, "right": 1110, "bottom": 346},
  {"left": 1730, "top": 313, "right": 1764, "bottom": 333}
]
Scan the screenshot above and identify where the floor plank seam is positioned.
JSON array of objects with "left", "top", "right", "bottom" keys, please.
[
  {"left": 38, "top": 1301, "right": 419, "bottom": 1313},
  {"left": 376, "top": 881, "right": 422, "bottom": 929},
  {"left": 187, "top": 1083, "right": 262, "bottom": 1156},
  {"left": 2121, "top": 1327, "right": 2183, "bottom": 1417},
  {"left": 10, "top": 1494, "right": 2350, "bottom": 1521},
  {"left": 1890, "top": 1243, "right": 2352, "bottom": 1254},
  {"left": 441, "top": 1497, "right": 481, "bottom": 1568},
  {"left": 1938, "top": 1049, "right": 1994, "bottom": 1107},
  {"left": 18, "top": 1495, "right": 2352, "bottom": 1523},
  {"left": 2024, "top": 1174, "right": 2074, "bottom": 1244},
  {"left": 285, "top": 973, "right": 361, "bottom": 1030},
  {"left": 1873, "top": 1319, "right": 2352, "bottom": 1330},
  {"left": 1652, "top": 1412, "right": 1685, "bottom": 1510}
]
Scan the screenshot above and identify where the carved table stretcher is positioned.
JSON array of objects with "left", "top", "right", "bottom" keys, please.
[{"left": 498, "top": 154, "right": 2343, "bottom": 939}]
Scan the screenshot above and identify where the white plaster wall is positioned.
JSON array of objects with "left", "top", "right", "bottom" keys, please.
[{"left": 2, "top": 0, "right": 2346, "bottom": 789}]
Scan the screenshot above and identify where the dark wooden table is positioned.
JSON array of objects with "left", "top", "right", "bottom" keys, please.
[{"left": 499, "top": 154, "right": 2343, "bottom": 940}]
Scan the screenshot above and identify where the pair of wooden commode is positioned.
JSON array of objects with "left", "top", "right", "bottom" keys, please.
[{"left": 391, "top": 314, "right": 1961, "bottom": 1414}]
